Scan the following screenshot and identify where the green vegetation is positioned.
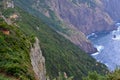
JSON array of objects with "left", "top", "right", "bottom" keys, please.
[
  {"left": 2, "top": 8, "right": 15, "bottom": 18},
  {"left": 0, "top": 0, "right": 3, "bottom": 10},
  {"left": 83, "top": 69, "right": 120, "bottom": 80},
  {"left": 9, "top": 7, "right": 108, "bottom": 80},
  {"left": 71, "top": 0, "right": 96, "bottom": 8},
  {"left": 14, "top": 0, "right": 69, "bottom": 34},
  {"left": 1, "top": 0, "right": 120, "bottom": 80},
  {"left": 0, "top": 74, "right": 15, "bottom": 80},
  {"left": 0, "top": 76, "right": 12, "bottom": 80},
  {"left": 83, "top": 71, "right": 106, "bottom": 80},
  {"left": 53, "top": 72, "right": 73, "bottom": 80},
  {"left": 0, "top": 0, "right": 108, "bottom": 80},
  {"left": 0, "top": 22, "right": 35, "bottom": 80}
]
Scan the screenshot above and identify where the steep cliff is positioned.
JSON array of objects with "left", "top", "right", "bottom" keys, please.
[
  {"left": 0, "top": 0, "right": 109, "bottom": 80},
  {"left": 12, "top": 7, "right": 108, "bottom": 80},
  {"left": 41, "top": 0, "right": 114, "bottom": 34},
  {"left": 30, "top": 37, "right": 46, "bottom": 80},
  {"left": 14, "top": 0, "right": 115, "bottom": 53}
]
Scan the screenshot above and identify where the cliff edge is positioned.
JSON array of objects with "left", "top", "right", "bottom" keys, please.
[{"left": 30, "top": 37, "right": 46, "bottom": 80}]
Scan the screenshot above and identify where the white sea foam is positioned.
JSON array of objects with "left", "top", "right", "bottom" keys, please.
[
  {"left": 117, "top": 26, "right": 120, "bottom": 31},
  {"left": 92, "top": 45, "right": 104, "bottom": 56},
  {"left": 95, "top": 45, "right": 104, "bottom": 52},
  {"left": 87, "top": 33, "right": 97, "bottom": 38},
  {"left": 92, "top": 52, "right": 99, "bottom": 56},
  {"left": 105, "top": 63, "right": 109, "bottom": 67},
  {"left": 112, "top": 26, "right": 120, "bottom": 40},
  {"left": 116, "top": 23, "right": 120, "bottom": 26}
]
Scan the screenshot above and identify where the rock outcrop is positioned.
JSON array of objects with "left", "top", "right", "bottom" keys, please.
[{"left": 30, "top": 37, "right": 46, "bottom": 80}]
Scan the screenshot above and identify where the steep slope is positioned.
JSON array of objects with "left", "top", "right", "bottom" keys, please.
[
  {"left": 1, "top": 6, "right": 108, "bottom": 80},
  {"left": 0, "top": 1, "right": 109, "bottom": 80},
  {"left": 13, "top": 0, "right": 96, "bottom": 53},
  {"left": 0, "top": 22, "right": 35, "bottom": 80},
  {"left": 43, "top": 0, "right": 114, "bottom": 34},
  {"left": 18, "top": 7, "right": 109, "bottom": 80},
  {"left": 14, "top": 0, "right": 116, "bottom": 53}
]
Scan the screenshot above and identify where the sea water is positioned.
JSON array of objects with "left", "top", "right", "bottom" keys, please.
[{"left": 88, "top": 24, "right": 120, "bottom": 71}]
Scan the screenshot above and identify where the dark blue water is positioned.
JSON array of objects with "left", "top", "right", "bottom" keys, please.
[{"left": 88, "top": 26, "right": 120, "bottom": 71}]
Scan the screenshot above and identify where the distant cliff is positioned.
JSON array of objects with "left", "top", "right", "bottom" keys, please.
[
  {"left": 102, "top": 0, "right": 120, "bottom": 21},
  {"left": 30, "top": 37, "right": 46, "bottom": 80},
  {"left": 42, "top": 0, "right": 114, "bottom": 34},
  {"left": 14, "top": 0, "right": 116, "bottom": 53}
]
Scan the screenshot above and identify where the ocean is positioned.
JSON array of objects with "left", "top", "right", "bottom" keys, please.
[{"left": 88, "top": 24, "right": 120, "bottom": 71}]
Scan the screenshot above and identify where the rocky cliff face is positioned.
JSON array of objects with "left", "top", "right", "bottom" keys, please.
[
  {"left": 30, "top": 37, "right": 46, "bottom": 80},
  {"left": 32, "top": 0, "right": 114, "bottom": 34},
  {"left": 31, "top": 0, "right": 115, "bottom": 53},
  {"left": 102, "top": 0, "right": 120, "bottom": 21}
]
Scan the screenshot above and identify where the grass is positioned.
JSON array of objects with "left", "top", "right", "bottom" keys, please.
[
  {"left": 0, "top": 22, "right": 35, "bottom": 80},
  {"left": 0, "top": 75, "right": 12, "bottom": 80}
]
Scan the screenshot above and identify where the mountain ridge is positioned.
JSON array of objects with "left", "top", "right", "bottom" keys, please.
[
  {"left": 14, "top": 0, "right": 116, "bottom": 53},
  {"left": 2, "top": 0, "right": 120, "bottom": 80},
  {"left": 0, "top": 1, "right": 108, "bottom": 79}
]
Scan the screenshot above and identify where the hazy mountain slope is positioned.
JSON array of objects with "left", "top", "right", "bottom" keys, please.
[
  {"left": 14, "top": 0, "right": 116, "bottom": 53},
  {"left": 0, "top": 4, "right": 109, "bottom": 79},
  {"left": 102, "top": 0, "right": 120, "bottom": 21},
  {"left": 14, "top": 7, "right": 108, "bottom": 79},
  {"left": 13, "top": 0, "right": 96, "bottom": 53},
  {"left": 43, "top": 0, "right": 114, "bottom": 34}
]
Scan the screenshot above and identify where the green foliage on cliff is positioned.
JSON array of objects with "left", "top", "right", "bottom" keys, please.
[
  {"left": 0, "top": 76, "right": 12, "bottom": 80},
  {"left": 10, "top": 7, "right": 108, "bottom": 80},
  {"left": 71, "top": 0, "right": 96, "bottom": 8},
  {"left": 83, "top": 69, "right": 120, "bottom": 80},
  {"left": 0, "top": 1, "right": 108, "bottom": 79},
  {"left": 82, "top": 71, "right": 106, "bottom": 80},
  {"left": 14, "top": 0, "right": 69, "bottom": 34},
  {"left": 1, "top": 1, "right": 120, "bottom": 80},
  {"left": 0, "top": 22, "right": 35, "bottom": 80},
  {"left": 53, "top": 72, "right": 74, "bottom": 80}
]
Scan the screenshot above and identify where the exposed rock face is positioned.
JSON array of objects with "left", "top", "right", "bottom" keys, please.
[
  {"left": 31, "top": 0, "right": 115, "bottom": 53},
  {"left": 58, "top": 26, "right": 97, "bottom": 53},
  {"left": 33, "top": 0, "right": 114, "bottom": 34},
  {"left": 102, "top": 0, "right": 120, "bottom": 21},
  {"left": 30, "top": 37, "right": 46, "bottom": 80}
]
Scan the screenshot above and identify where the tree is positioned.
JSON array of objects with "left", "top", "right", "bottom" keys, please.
[
  {"left": 82, "top": 71, "right": 106, "bottom": 80},
  {"left": 53, "top": 72, "right": 73, "bottom": 80}
]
